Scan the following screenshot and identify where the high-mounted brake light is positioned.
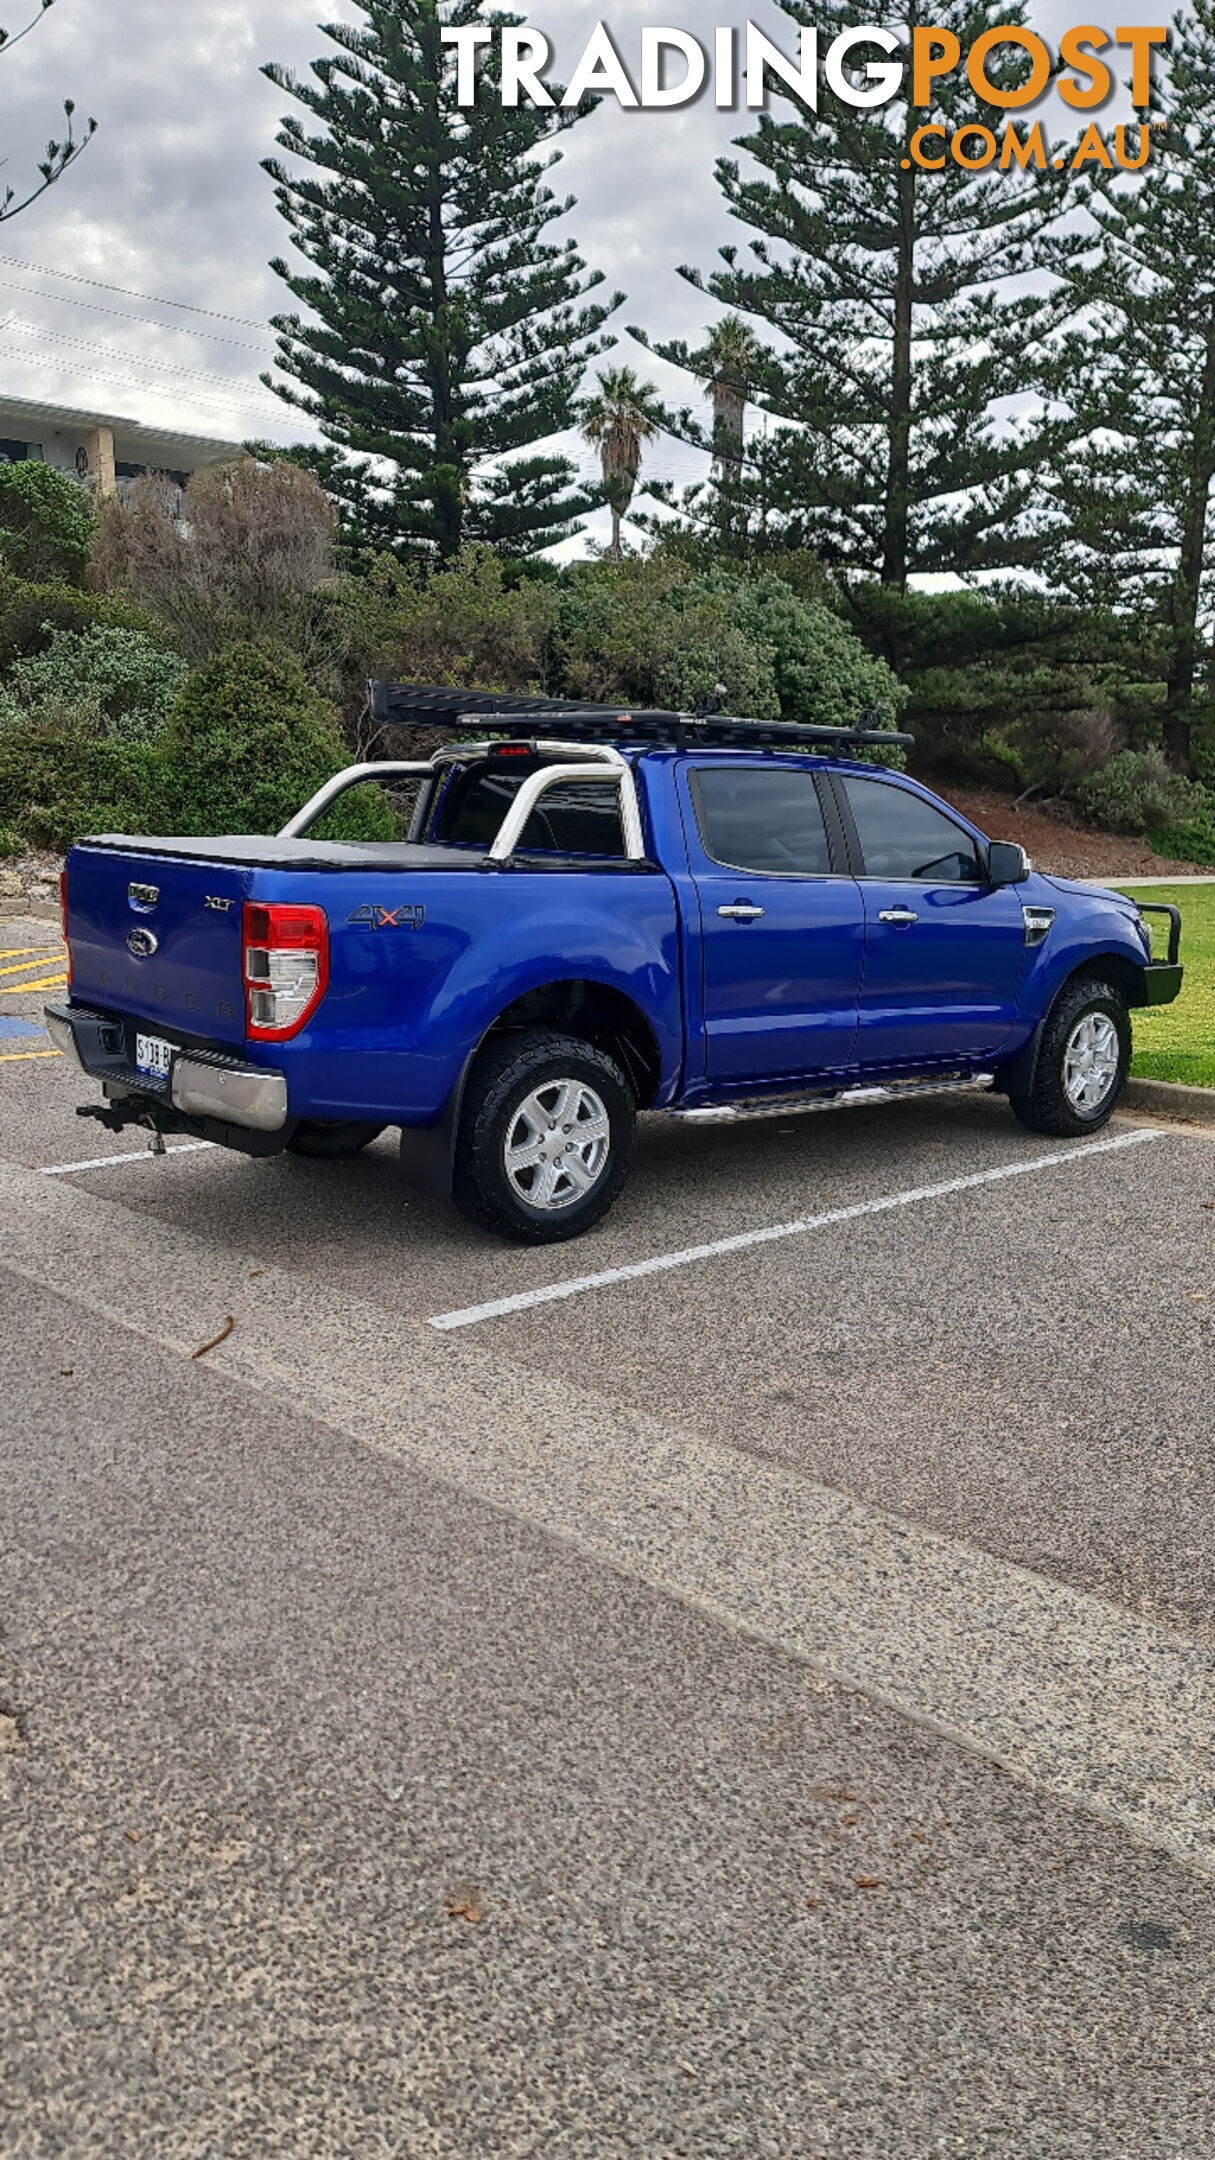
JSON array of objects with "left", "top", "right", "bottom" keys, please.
[
  {"left": 59, "top": 867, "right": 72, "bottom": 987},
  {"left": 242, "top": 901, "right": 329, "bottom": 1040}
]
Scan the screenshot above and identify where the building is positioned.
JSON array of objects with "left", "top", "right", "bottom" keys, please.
[{"left": 0, "top": 395, "right": 246, "bottom": 500}]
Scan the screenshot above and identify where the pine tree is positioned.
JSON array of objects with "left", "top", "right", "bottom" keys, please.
[
  {"left": 1045, "top": 1, "right": 1215, "bottom": 770},
  {"left": 641, "top": 0, "right": 1068, "bottom": 588},
  {"left": 262, "top": 2, "right": 620, "bottom": 558}
]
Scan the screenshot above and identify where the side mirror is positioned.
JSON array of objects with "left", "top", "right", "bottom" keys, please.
[{"left": 988, "top": 840, "right": 1030, "bottom": 887}]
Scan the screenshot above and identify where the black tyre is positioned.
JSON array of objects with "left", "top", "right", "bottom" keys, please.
[
  {"left": 453, "top": 1029, "right": 636, "bottom": 1244},
  {"left": 287, "top": 1120, "right": 386, "bottom": 1160},
  {"left": 1006, "top": 976, "right": 1131, "bottom": 1138}
]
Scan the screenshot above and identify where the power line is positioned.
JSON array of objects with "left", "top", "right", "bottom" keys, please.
[
  {"left": 0, "top": 252, "right": 273, "bottom": 333},
  {"left": 0, "top": 341, "right": 291, "bottom": 425},
  {"left": 0, "top": 313, "right": 286, "bottom": 399},
  {"left": 0, "top": 276, "right": 276, "bottom": 352}
]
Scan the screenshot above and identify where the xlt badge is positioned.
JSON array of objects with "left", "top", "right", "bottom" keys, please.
[{"left": 204, "top": 895, "right": 234, "bottom": 913}]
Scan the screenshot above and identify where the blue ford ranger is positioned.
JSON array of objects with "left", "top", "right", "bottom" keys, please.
[{"left": 47, "top": 686, "right": 1183, "bottom": 1244}]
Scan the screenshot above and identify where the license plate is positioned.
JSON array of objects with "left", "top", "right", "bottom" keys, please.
[{"left": 135, "top": 1032, "right": 173, "bottom": 1079}]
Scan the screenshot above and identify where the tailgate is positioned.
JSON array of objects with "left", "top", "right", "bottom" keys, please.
[{"left": 67, "top": 844, "right": 249, "bottom": 1048}]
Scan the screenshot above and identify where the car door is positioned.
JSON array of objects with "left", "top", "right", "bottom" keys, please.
[
  {"left": 681, "top": 762, "right": 866, "bottom": 1086},
  {"left": 835, "top": 773, "right": 1027, "bottom": 1069}
]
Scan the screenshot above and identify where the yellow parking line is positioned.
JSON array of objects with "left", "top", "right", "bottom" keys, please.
[
  {"left": 0, "top": 974, "right": 67, "bottom": 994},
  {"left": 0, "top": 954, "right": 62, "bottom": 976},
  {"left": 0, "top": 1048, "right": 61, "bottom": 1062},
  {"left": 0, "top": 947, "right": 63, "bottom": 962}
]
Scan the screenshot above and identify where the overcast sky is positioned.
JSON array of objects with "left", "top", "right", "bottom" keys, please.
[{"left": 0, "top": 0, "right": 1133, "bottom": 548}]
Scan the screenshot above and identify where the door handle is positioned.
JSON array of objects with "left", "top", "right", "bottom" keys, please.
[
  {"left": 878, "top": 907, "right": 918, "bottom": 926},
  {"left": 718, "top": 904, "right": 765, "bottom": 921}
]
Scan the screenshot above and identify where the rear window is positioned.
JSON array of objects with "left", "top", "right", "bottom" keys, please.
[
  {"left": 430, "top": 765, "right": 626, "bottom": 858},
  {"left": 692, "top": 766, "right": 832, "bottom": 876}
]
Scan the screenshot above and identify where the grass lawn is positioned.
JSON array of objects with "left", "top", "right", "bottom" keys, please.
[{"left": 1118, "top": 881, "right": 1215, "bottom": 1089}]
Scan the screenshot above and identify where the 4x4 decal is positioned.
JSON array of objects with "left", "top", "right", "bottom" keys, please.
[{"left": 347, "top": 903, "right": 425, "bottom": 931}]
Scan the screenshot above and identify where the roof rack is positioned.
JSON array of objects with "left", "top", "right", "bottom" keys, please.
[{"left": 368, "top": 681, "right": 914, "bottom": 754}]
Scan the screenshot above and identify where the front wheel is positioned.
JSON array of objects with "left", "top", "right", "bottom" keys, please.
[
  {"left": 1006, "top": 977, "right": 1131, "bottom": 1138},
  {"left": 453, "top": 1030, "right": 636, "bottom": 1243}
]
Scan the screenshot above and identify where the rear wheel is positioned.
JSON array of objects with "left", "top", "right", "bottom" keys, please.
[
  {"left": 1006, "top": 976, "right": 1130, "bottom": 1138},
  {"left": 453, "top": 1029, "right": 636, "bottom": 1243},
  {"left": 287, "top": 1120, "right": 385, "bottom": 1160}
]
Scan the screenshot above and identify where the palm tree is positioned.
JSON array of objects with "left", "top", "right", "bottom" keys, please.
[
  {"left": 579, "top": 367, "right": 663, "bottom": 560},
  {"left": 692, "top": 317, "right": 761, "bottom": 490}
]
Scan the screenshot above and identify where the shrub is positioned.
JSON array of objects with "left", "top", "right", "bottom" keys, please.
[
  {"left": 550, "top": 556, "right": 776, "bottom": 719},
  {"left": 91, "top": 459, "right": 339, "bottom": 663},
  {"left": 724, "top": 574, "right": 906, "bottom": 762},
  {"left": 352, "top": 544, "right": 557, "bottom": 702},
  {"left": 157, "top": 641, "right": 396, "bottom": 838},
  {"left": 1074, "top": 749, "right": 1204, "bottom": 835},
  {"left": 0, "top": 625, "right": 189, "bottom": 741},
  {"left": 0, "top": 724, "right": 166, "bottom": 852},
  {"left": 0, "top": 572, "right": 153, "bottom": 673},
  {"left": 0, "top": 463, "right": 94, "bottom": 584},
  {"left": 1154, "top": 795, "right": 1215, "bottom": 867}
]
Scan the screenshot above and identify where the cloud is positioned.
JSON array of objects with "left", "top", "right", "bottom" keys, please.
[{"left": 0, "top": 0, "right": 1144, "bottom": 548}]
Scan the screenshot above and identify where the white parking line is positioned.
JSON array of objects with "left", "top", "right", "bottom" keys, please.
[
  {"left": 39, "top": 1142, "right": 216, "bottom": 1175},
  {"left": 429, "top": 1127, "right": 1164, "bottom": 1331}
]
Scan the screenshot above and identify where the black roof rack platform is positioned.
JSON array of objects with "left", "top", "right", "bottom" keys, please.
[{"left": 369, "top": 682, "right": 913, "bottom": 754}]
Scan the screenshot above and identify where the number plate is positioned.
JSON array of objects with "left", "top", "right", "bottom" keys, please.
[{"left": 135, "top": 1032, "right": 173, "bottom": 1079}]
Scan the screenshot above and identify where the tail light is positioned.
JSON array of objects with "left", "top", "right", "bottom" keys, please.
[
  {"left": 59, "top": 867, "right": 72, "bottom": 987},
  {"left": 242, "top": 902, "right": 329, "bottom": 1040}
]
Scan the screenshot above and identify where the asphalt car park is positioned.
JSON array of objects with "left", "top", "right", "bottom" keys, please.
[
  {"left": 4, "top": 910, "right": 1215, "bottom": 2154},
  {"left": 7, "top": 924, "right": 1213, "bottom": 1636}
]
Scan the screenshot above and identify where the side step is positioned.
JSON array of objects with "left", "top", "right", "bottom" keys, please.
[{"left": 673, "top": 1073, "right": 996, "bottom": 1127}]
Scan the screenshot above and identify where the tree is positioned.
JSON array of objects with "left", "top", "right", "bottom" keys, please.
[
  {"left": 1044, "top": 0, "right": 1215, "bottom": 770},
  {"left": 578, "top": 367, "right": 663, "bottom": 559},
  {"left": 648, "top": 0, "right": 1068, "bottom": 589},
  {"left": 695, "top": 317, "right": 763, "bottom": 494},
  {"left": 0, "top": 0, "right": 96, "bottom": 222},
  {"left": 262, "top": 1, "right": 619, "bottom": 559}
]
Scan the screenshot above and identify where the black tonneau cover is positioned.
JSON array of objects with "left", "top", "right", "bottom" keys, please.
[
  {"left": 80, "top": 833, "right": 492, "bottom": 871},
  {"left": 78, "top": 834, "right": 654, "bottom": 874}
]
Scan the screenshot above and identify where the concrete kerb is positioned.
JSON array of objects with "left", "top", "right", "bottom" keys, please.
[{"left": 1123, "top": 1077, "right": 1215, "bottom": 1125}]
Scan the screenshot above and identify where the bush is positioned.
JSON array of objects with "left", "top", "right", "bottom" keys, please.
[
  {"left": 90, "top": 459, "right": 339, "bottom": 665},
  {"left": 1154, "top": 796, "right": 1215, "bottom": 867},
  {"left": 0, "top": 463, "right": 94, "bottom": 584},
  {"left": 1074, "top": 749, "right": 1204, "bottom": 835},
  {"left": 351, "top": 544, "right": 557, "bottom": 702},
  {"left": 550, "top": 556, "right": 776, "bottom": 719},
  {"left": 157, "top": 641, "right": 396, "bottom": 838},
  {"left": 0, "top": 572, "right": 154, "bottom": 673},
  {"left": 0, "top": 724, "right": 166, "bottom": 852},
  {"left": 725, "top": 574, "right": 906, "bottom": 760},
  {"left": 0, "top": 625, "right": 189, "bottom": 741}
]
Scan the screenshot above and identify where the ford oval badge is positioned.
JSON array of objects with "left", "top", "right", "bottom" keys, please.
[{"left": 127, "top": 927, "right": 159, "bottom": 959}]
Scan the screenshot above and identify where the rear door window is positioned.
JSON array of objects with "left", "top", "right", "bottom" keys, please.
[
  {"left": 692, "top": 766, "right": 832, "bottom": 875},
  {"left": 842, "top": 777, "right": 984, "bottom": 883}
]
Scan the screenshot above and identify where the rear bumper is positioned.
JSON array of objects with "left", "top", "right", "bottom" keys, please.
[{"left": 45, "top": 1002, "right": 291, "bottom": 1144}]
